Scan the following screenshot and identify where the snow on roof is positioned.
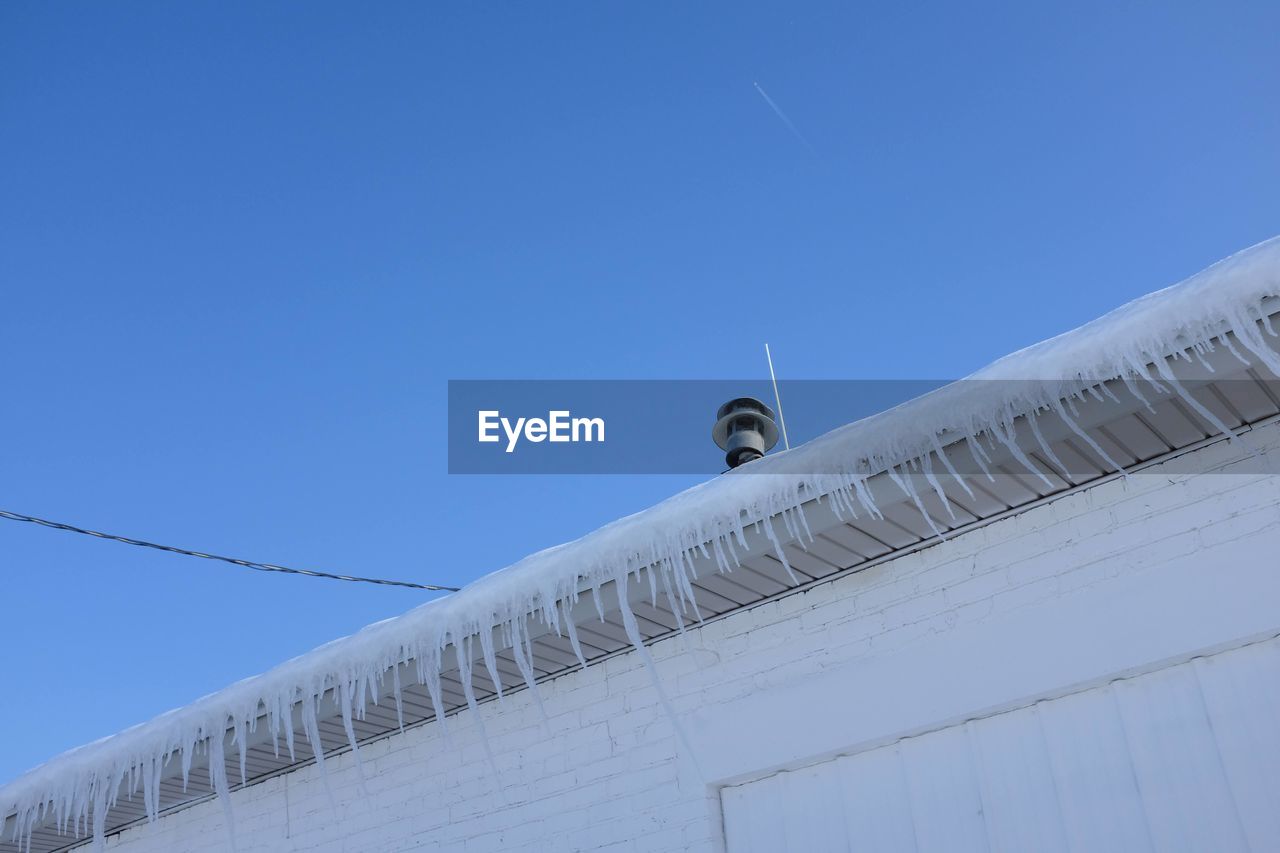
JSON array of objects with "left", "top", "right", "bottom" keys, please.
[{"left": 5, "top": 236, "right": 1280, "bottom": 851}]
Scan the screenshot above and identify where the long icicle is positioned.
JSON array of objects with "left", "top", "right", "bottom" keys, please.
[
  {"left": 454, "top": 636, "right": 505, "bottom": 798},
  {"left": 612, "top": 569, "right": 705, "bottom": 781},
  {"left": 207, "top": 728, "right": 238, "bottom": 852}
]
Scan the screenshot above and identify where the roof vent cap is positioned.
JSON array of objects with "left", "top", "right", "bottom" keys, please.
[{"left": 712, "top": 397, "right": 780, "bottom": 469}]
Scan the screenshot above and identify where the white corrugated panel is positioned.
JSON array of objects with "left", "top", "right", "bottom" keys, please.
[
  {"left": 898, "top": 727, "right": 988, "bottom": 853},
  {"left": 1036, "top": 688, "right": 1153, "bottom": 852},
  {"left": 720, "top": 636, "right": 1280, "bottom": 853}
]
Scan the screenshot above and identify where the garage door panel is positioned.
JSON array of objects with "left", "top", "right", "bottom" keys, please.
[
  {"left": 1114, "top": 665, "right": 1249, "bottom": 853},
  {"left": 836, "top": 746, "right": 916, "bottom": 852},
  {"left": 1036, "top": 687, "right": 1154, "bottom": 853},
  {"left": 967, "top": 710, "right": 1068, "bottom": 853},
  {"left": 1193, "top": 641, "right": 1280, "bottom": 849},
  {"left": 723, "top": 773, "right": 788, "bottom": 852},
  {"left": 721, "top": 636, "right": 1280, "bottom": 853},
  {"left": 899, "top": 726, "right": 989, "bottom": 853}
]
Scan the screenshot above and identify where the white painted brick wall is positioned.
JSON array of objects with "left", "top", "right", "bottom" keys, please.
[{"left": 95, "top": 424, "right": 1280, "bottom": 852}]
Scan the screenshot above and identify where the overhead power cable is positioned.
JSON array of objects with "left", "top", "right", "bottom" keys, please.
[{"left": 0, "top": 508, "right": 460, "bottom": 592}]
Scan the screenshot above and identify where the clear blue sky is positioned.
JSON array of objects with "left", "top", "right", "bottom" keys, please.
[{"left": 2, "top": 1, "right": 1277, "bottom": 781}]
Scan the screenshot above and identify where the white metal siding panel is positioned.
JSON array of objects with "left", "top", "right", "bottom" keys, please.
[
  {"left": 967, "top": 710, "right": 1068, "bottom": 853},
  {"left": 1036, "top": 688, "right": 1155, "bottom": 853},
  {"left": 1114, "top": 665, "right": 1249, "bottom": 852},
  {"left": 899, "top": 727, "right": 989, "bottom": 853},
  {"left": 835, "top": 747, "right": 917, "bottom": 851},
  {"left": 1193, "top": 642, "right": 1280, "bottom": 849},
  {"left": 722, "top": 779, "right": 783, "bottom": 852},
  {"left": 721, "top": 635, "right": 1280, "bottom": 853}
]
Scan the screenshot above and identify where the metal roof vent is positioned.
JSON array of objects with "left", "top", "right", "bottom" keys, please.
[{"left": 712, "top": 397, "right": 780, "bottom": 469}]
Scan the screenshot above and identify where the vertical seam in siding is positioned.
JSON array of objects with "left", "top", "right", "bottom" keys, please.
[
  {"left": 1105, "top": 683, "right": 1159, "bottom": 852},
  {"left": 893, "top": 745, "right": 923, "bottom": 853},
  {"left": 1029, "top": 703, "right": 1072, "bottom": 853},
  {"left": 963, "top": 722, "right": 997, "bottom": 853},
  {"left": 1188, "top": 659, "right": 1253, "bottom": 850}
]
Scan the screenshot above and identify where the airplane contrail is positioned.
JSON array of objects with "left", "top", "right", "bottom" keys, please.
[{"left": 753, "top": 82, "right": 816, "bottom": 154}]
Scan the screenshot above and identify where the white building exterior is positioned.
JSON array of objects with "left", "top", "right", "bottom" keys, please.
[
  {"left": 84, "top": 423, "right": 1280, "bottom": 852},
  {"left": 5, "top": 238, "right": 1280, "bottom": 852}
]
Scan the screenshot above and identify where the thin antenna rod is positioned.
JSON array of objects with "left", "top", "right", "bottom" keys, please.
[{"left": 764, "top": 343, "right": 790, "bottom": 450}]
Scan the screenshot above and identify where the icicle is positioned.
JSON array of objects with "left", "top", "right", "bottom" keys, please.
[
  {"left": 825, "top": 480, "right": 852, "bottom": 520},
  {"left": 337, "top": 681, "right": 371, "bottom": 800},
  {"left": 141, "top": 755, "right": 158, "bottom": 824},
  {"left": 1152, "top": 358, "right": 1241, "bottom": 442},
  {"left": 207, "top": 729, "right": 238, "bottom": 852},
  {"left": 656, "top": 564, "right": 688, "bottom": 635},
  {"left": 454, "top": 637, "right": 503, "bottom": 788},
  {"left": 479, "top": 628, "right": 505, "bottom": 703},
  {"left": 232, "top": 715, "right": 248, "bottom": 787},
  {"left": 612, "top": 570, "right": 704, "bottom": 781},
  {"left": 965, "top": 434, "right": 996, "bottom": 482},
  {"left": 761, "top": 517, "right": 800, "bottom": 584},
  {"left": 1262, "top": 306, "right": 1278, "bottom": 337},
  {"left": 560, "top": 598, "right": 588, "bottom": 668},
  {"left": 1048, "top": 399, "right": 1128, "bottom": 474},
  {"left": 590, "top": 585, "right": 606, "bottom": 622},
  {"left": 670, "top": 549, "right": 703, "bottom": 622},
  {"left": 1123, "top": 352, "right": 1169, "bottom": 396},
  {"left": 920, "top": 451, "right": 955, "bottom": 521},
  {"left": 1119, "top": 371, "right": 1157, "bottom": 413},
  {"left": 421, "top": 652, "right": 451, "bottom": 743},
  {"left": 711, "top": 536, "right": 731, "bottom": 573},
  {"left": 357, "top": 673, "right": 372, "bottom": 721},
  {"left": 930, "top": 435, "right": 974, "bottom": 499},
  {"left": 721, "top": 526, "right": 742, "bottom": 567},
  {"left": 886, "top": 465, "right": 945, "bottom": 539},
  {"left": 1223, "top": 310, "right": 1280, "bottom": 375},
  {"left": 89, "top": 777, "right": 107, "bottom": 853},
  {"left": 990, "top": 420, "right": 1054, "bottom": 488},
  {"left": 1217, "top": 332, "right": 1251, "bottom": 366},
  {"left": 180, "top": 734, "right": 194, "bottom": 792},
  {"left": 363, "top": 672, "right": 377, "bottom": 718},
  {"left": 729, "top": 515, "right": 749, "bottom": 553},
  {"left": 778, "top": 505, "right": 799, "bottom": 542},
  {"left": 850, "top": 473, "right": 881, "bottom": 518},
  {"left": 1027, "top": 409, "right": 1068, "bottom": 479},
  {"left": 1190, "top": 343, "right": 1215, "bottom": 372},
  {"left": 390, "top": 666, "right": 406, "bottom": 732},
  {"left": 300, "top": 695, "right": 336, "bottom": 808},
  {"left": 282, "top": 694, "right": 297, "bottom": 762},
  {"left": 510, "top": 619, "right": 548, "bottom": 721},
  {"left": 793, "top": 501, "right": 814, "bottom": 542}
]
